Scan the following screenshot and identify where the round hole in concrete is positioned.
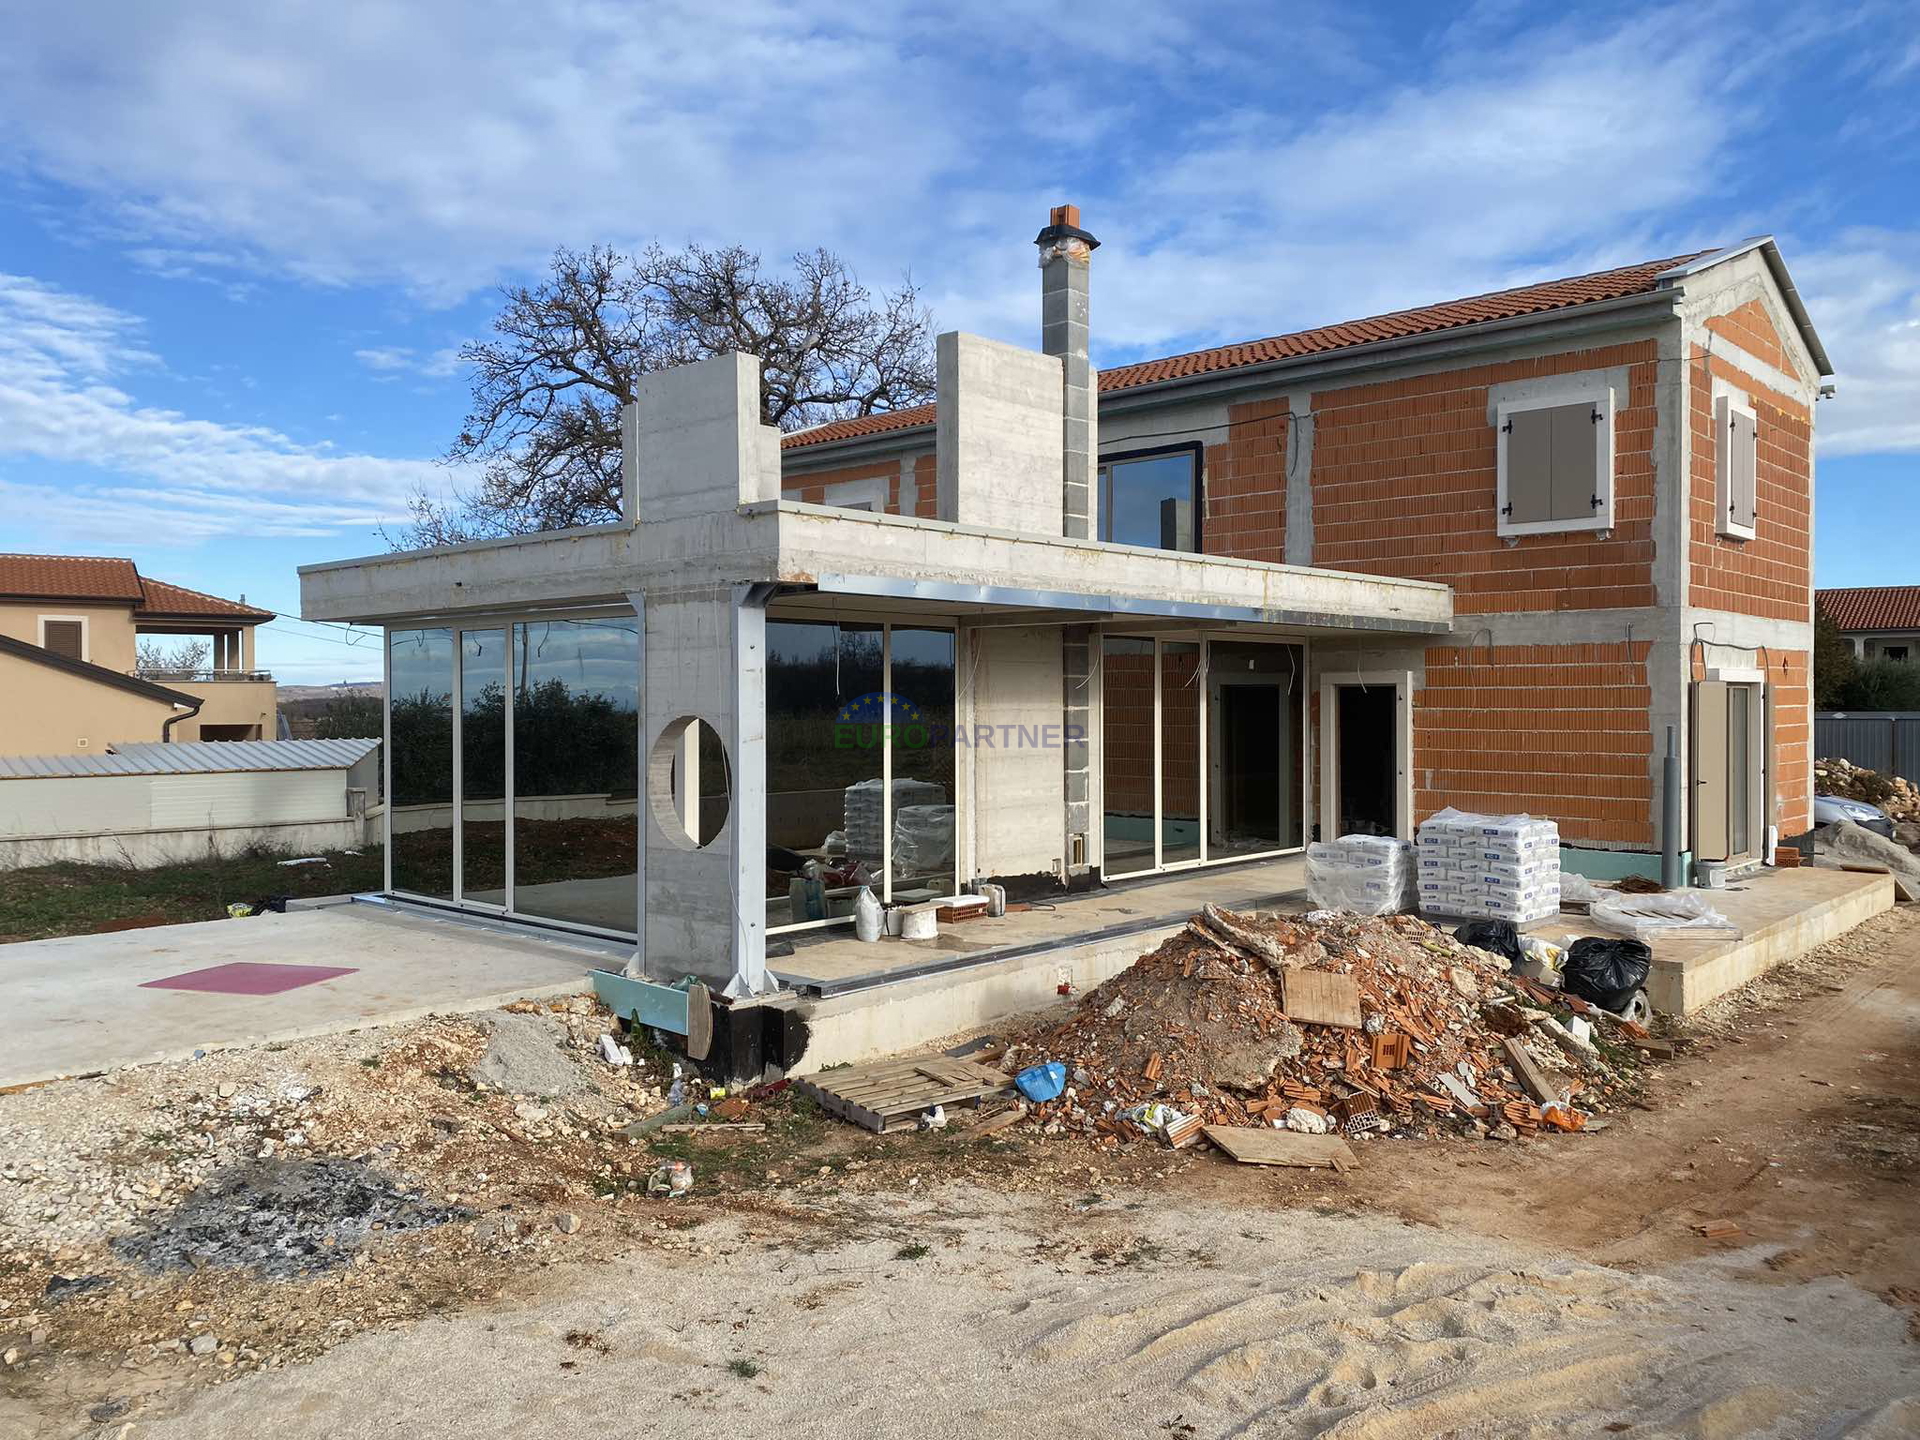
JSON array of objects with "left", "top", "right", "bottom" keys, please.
[{"left": 647, "top": 717, "right": 731, "bottom": 850}]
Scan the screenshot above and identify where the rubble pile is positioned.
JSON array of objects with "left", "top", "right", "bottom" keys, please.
[
  {"left": 1815, "top": 757, "right": 1920, "bottom": 822},
  {"left": 1004, "top": 907, "right": 1642, "bottom": 1146}
]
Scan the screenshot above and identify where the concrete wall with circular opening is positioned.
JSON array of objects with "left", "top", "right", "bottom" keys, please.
[{"left": 647, "top": 717, "right": 731, "bottom": 850}]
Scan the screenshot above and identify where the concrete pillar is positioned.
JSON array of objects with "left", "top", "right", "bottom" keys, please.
[
  {"left": 1062, "top": 624, "right": 1093, "bottom": 874},
  {"left": 935, "top": 332, "right": 1065, "bottom": 534},
  {"left": 1036, "top": 204, "right": 1099, "bottom": 540},
  {"left": 620, "top": 352, "right": 782, "bottom": 525}
]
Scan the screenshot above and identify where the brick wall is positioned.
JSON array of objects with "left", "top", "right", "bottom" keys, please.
[
  {"left": 1686, "top": 340, "right": 1812, "bottom": 621},
  {"left": 1301, "top": 342, "right": 1660, "bottom": 613},
  {"left": 1414, "top": 641, "right": 1655, "bottom": 846},
  {"left": 780, "top": 451, "right": 938, "bottom": 517},
  {"left": 1771, "top": 649, "right": 1812, "bottom": 834},
  {"left": 1704, "top": 299, "right": 1787, "bottom": 374},
  {"left": 1102, "top": 645, "right": 1155, "bottom": 814},
  {"left": 1202, "top": 397, "right": 1287, "bottom": 563}
]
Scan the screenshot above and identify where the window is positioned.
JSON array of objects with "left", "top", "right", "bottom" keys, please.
[
  {"left": 1886, "top": 646, "right": 1911, "bottom": 663},
  {"left": 1098, "top": 444, "right": 1201, "bottom": 551},
  {"left": 1495, "top": 390, "right": 1614, "bottom": 537},
  {"left": 1714, "top": 394, "right": 1758, "bottom": 540},
  {"left": 38, "top": 617, "right": 86, "bottom": 661}
]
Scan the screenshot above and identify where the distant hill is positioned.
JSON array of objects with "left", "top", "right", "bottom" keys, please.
[{"left": 279, "top": 681, "right": 383, "bottom": 702}]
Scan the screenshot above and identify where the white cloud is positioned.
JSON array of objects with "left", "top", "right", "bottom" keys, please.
[
  {"left": 354, "top": 345, "right": 464, "bottom": 381},
  {"left": 0, "top": 274, "right": 443, "bottom": 544},
  {"left": 1795, "top": 229, "right": 1920, "bottom": 454}
]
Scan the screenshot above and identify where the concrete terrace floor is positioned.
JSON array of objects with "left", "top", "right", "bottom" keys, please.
[{"left": 0, "top": 902, "right": 610, "bottom": 1089}]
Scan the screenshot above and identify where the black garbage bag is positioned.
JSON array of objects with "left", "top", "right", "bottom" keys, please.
[
  {"left": 1562, "top": 936, "right": 1652, "bottom": 1012},
  {"left": 1453, "top": 920, "right": 1523, "bottom": 967}
]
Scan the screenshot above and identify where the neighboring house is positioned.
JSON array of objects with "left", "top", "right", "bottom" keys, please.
[
  {"left": 1818, "top": 586, "right": 1920, "bottom": 663},
  {"left": 300, "top": 206, "right": 1829, "bottom": 1013},
  {"left": 0, "top": 555, "right": 277, "bottom": 756}
]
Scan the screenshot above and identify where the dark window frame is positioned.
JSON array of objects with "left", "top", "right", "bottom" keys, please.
[{"left": 1097, "top": 440, "right": 1205, "bottom": 553}]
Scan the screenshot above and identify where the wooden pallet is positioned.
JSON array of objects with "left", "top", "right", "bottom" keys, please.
[{"left": 795, "top": 1056, "right": 1014, "bottom": 1133}]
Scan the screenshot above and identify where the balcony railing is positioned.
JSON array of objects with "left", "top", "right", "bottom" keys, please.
[{"left": 131, "top": 668, "right": 274, "bottom": 684}]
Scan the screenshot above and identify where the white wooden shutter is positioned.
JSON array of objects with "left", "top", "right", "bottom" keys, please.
[
  {"left": 1502, "top": 408, "right": 1554, "bottom": 525},
  {"left": 1714, "top": 396, "right": 1758, "bottom": 539},
  {"left": 1547, "top": 401, "right": 1601, "bottom": 522}
]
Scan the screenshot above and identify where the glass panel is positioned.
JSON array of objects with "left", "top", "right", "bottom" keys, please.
[
  {"left": 1101, "top": 636, "right": 1156, "bottom": 875},
  {"left": 1099, "top": 451, "right": 1197, "bottom": 551},
  {"left": 388, "top": 627, "right": 454, "bottom": 900},
  {"left": 1207, "top": 641, "right": 1305, "bottom": 857},
  {"left": 887, "top": 627, "right": 957, "bottom": 903},
  {"left": 459, "top": 629, "right": 508, "bottom": 904},
  {"left": 1160, "top": 640, "right": 1202, "bottom": 863},
  {"left": 764, "top": 620, "right": 883, "bottom": 930},
  {"left": 511, "top": 616, "right": 641, "bottom": 933},
  {"left": 1728, "top": 686, "right": 1751, "bottom": 858}
]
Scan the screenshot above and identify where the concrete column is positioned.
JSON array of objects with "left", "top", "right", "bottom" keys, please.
[
  {"left": 1037, "top": 204, "right": 1100, "bottom": 540},
  {"left": 621, "top": 352, "right": 782, "bottom": 525},
  {"left": 1062, "top": 624, "right": 1093, "bottom": 874},
  {"left": 935, "top": 332, "right": 1065, "bottom": 534}
]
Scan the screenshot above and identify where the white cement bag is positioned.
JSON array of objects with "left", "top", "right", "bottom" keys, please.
[
  {"left": 1306, "top": 836, "right": 1414, "bottom": 915},
  {"left": 1589, "top": 890, "right": 1739, "bottom": 942}
]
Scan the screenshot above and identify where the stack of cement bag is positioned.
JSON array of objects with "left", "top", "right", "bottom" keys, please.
[
  {"left": 843, "top": 777, "right": 946, "bottom": 864},
  {"left": 1304, "top": 834, "right": 1415, "bottom": 915},
  {"left": 892, "top": 805, "right": 956, "bottom": 878},
  {"left": 1416, "top": 808, "right": 1560, "bottom": 922}
]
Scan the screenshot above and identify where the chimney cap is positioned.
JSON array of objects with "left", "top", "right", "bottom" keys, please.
[{"left": 1034, "top": 202, "right": 1099, "bottom": 252}]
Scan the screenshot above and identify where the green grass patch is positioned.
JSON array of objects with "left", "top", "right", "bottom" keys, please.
[
  {"left": 0, "top": 843, "right": 385, "bottom": 944},
  {"left": 894, "top": 1242, "right": 930, "bottom": 1261},
  {"left": 726, "top": 1358, "right": 761, "bottom": 1379}
]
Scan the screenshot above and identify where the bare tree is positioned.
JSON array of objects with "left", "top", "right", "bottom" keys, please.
[
  {"left": 396, "top": 244, "right": 936, "bottom": 547},
  {"left": 135, "top": 638, "right": 211, "bottom": 674}
]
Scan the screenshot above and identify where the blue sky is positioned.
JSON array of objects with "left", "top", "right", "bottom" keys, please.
[{"left": 1, "top": 0, "right": 1915, "bottom": 683}]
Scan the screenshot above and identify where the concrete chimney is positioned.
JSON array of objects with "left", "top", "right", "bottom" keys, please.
[{"left": 1036, "top": 203, "right": 1099, "bottom": 540}]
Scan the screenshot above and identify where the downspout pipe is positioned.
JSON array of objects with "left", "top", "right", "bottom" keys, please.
[
  {"left": 161, "top": 698, "right": 203, "bottom": 743},
  {"left": 1661, "top": 724, "right": 1683, "bottom": 889}
]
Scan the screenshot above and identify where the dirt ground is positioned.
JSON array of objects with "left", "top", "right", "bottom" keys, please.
[{"left": 2, "top": 907, "right": 1916, "bottom": 1438}]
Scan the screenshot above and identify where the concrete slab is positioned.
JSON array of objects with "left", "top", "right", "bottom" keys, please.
[
  {"left": 1, "top": 903, "right": 608, "bottom": 1089},
  {"left": 1518, "top": 867, "right": 1895, "bottom": 1014}
]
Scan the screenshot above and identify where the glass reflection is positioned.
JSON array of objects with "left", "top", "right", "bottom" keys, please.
[
  {"left": 388, "top": 627, "right": 454, "bottom": 900},
  {"left": 1160, "top": 641, "right": 1202, "bottom": 864},
  {"left": 511, "top": 617, "right": 640, "bottom": 933},
  {"left": 886, "top": 627, "right": 956, "bottom": 903},
  {"left": 1101, "top": 636, "right": 1156, "bottom": 875},
  {"left": 460, "top": 629, "right": 507, "bottom": 904}
]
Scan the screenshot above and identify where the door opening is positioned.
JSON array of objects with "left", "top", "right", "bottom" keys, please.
[
  {"left": 1692, "top": 678, "right": 1766, "bottom": 865},
  {"left": 1219, "top": 686, "right": 1281, "bottom": 841},
  {"left": 1335, "top": 685, "right": 1397, "bottom": 837}
]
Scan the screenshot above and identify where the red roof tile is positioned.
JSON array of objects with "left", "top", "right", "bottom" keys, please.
[
  {"left": 0, "top": 554, "right": 143, "bottom": 601},
  {"left": 135, "top": 576, "right": 274, "bottom": 622},
  {"left": 782, "top": 248, "right": 1713, "bottom": 450},
  {"left": 1818, "top": 587, "right": 1920, "bottom": 633},
  {"left": 0, "top": 554, "right": 270, "bottom": 621}
]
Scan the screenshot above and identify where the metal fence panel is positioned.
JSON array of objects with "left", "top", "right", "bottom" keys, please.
[{"left": 1815, "top": 712, "right": 1920, "bottom": 782}]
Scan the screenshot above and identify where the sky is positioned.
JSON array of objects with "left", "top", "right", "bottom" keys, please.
[{"left": 1, "top": 1, "right": 1916, "bottom": 684}]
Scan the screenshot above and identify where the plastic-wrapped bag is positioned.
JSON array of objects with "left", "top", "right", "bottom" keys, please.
[
  {"left": 892, "top": 804, "right": 955, "bottom": 876},
  {"left": 1590, "top": 890, "right": 1738, "bottom": 942},
  {"left": 1562, "top": 936, "right": 1652, "bottom": 1011},
  {"left": 1558, "top": 871, "right": 1605, "bottom": 905},
  {"left": 1305, "top": 835, "right": 1413, "bottom": 915}
]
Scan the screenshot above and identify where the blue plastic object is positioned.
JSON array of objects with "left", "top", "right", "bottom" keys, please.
[{"left": 1014, "top": 1061, "right": 1067, "bottom": 1104}]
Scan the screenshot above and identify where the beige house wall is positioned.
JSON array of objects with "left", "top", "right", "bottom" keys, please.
[
  {"left": 0, "top": 651, "right": 180, "bottom": 755},
  {"left": 0, "top": 600, "right": 139, "bottom": 671},
  {"left": 174, "top": 679, "right": 278, "bottom": 740}
]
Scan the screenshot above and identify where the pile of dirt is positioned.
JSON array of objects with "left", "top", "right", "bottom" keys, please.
[
  {"left": 1003, "top": 907, "right": 1644, "bottom": 1145},
  {"left": 1816, "top": 756, "right": 1920, "bottom": 822}
]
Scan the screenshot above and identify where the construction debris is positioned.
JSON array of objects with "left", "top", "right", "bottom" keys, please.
[
  {"left": 1000, "top": 908, "right": 1638, "bottom": 1148},
  {"left": 1202, "top": 1126, "right": 1356, "bottom": 1171},
  {"left": 793, "top": 1056, "right": 1012, "bottom": 1134},
  {"left": 1816, "top": 756, "right": 1920, "bottom": 823}
]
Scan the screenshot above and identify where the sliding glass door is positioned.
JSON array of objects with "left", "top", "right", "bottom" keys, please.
[
  {"left": 1101, "top": 632, "right": 1306, "bottom": 880},
  {"left": 385, "top": 609, "right": 641, "bottom": 937}
]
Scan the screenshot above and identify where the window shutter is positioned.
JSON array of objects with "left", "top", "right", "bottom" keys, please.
[
  {"left": 1503, "top": 407, "right": 1553, "bottom": 524},
  {"left": 1732, "top": 408, "right": 1758, "bottom": 529},
  {"left": 42, "top": 620, "right": 83, "bottom": 660},
  {"left": 1547, "top": 401, "right": 1601, "bottom": 521}
]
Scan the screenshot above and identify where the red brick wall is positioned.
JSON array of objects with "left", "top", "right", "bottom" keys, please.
[
  {"left": 1301, "top": 342, "right": 1660, "bottom": 613},
  {"left": 1772, "top": 650, "right": 1812, "bottom": 834},
  {"left": 780, "top": 451, "right": 937, "bottom": 516},
  {"left": 1705, "top": 299, "right": 1787, "bottom": 374},
  {"left": 1415, "top": 641, "right": 1655, "bottom": 846},
  {"left": 1686, "top": 346, "right": 1812, "bottom": 621},
  {"left": 1102, "top": 646, "right": 1155, "bottom": 813},
  {"left": 1203, "top": 397, "right": 1287, "bottom": 563}
]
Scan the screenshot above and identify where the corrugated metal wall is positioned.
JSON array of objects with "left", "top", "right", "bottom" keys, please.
[
  {"left": 0, "top": 768, "right": 349, "bottom": 838},
  {"left": 1814, "top": 712, "right": 1920, "bottom": 783}
]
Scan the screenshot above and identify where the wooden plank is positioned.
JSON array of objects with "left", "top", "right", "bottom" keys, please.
[
  {"left": 1502, "top": 1036, "right": 1557, "bottom": 1104},
  {"left": 1202, "top": 1126, "right": 1356, "bottom": 1171},
  {"left": 794, "top": 1056, "right": 1010, "bottom": 1133},
  {"left": 1282, "top": 970, "right": 1362, "bottom": 1029}
]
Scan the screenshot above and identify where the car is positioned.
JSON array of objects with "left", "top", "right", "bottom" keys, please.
[{"left": 1813, "top": 793, "right": 1896, "bottom": 840}]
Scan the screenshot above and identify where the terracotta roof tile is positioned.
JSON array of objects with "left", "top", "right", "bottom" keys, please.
[
  {"left": 782, "top": 248, "right": 1713, "bottom": 450},
  {"left": 0, "top": 554, "right": 143, "bottom": 601},
  {"left": 0, "top": 554, "right": 270, "bottom": 621},
  {"left": 135, "top": 576, "right": 274, "bottom": 622},
  {"left": 1818, "top": 587, "right": 1920, "bottom": 633}
]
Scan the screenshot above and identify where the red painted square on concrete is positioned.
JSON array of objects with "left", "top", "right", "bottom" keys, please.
[{"left": 140, "top": 962, "right": 359, "bottom": 996}]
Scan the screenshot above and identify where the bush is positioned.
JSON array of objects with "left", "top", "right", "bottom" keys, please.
[{"left": 1829, "top": 660, "right": 1920, "bottom": 713}]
